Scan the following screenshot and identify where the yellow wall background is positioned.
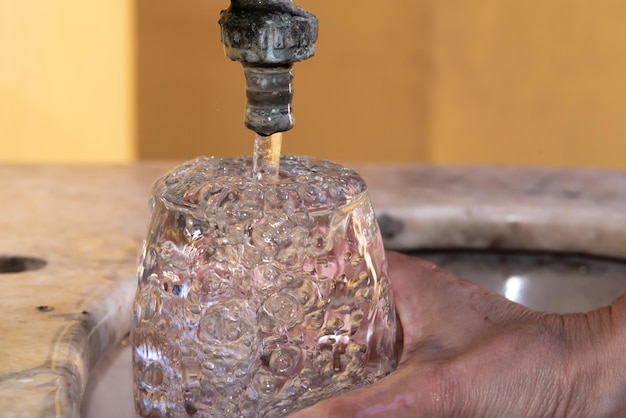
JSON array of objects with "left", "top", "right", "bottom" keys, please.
[
  {"left": 3, "top": 1, "right": 626, "bottom": 168},
  {"left": 0, "top": 0, "right": 135, "bottom": 163}
]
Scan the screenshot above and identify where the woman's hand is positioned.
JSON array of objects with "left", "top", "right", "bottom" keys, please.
[{"left": 287, "top": 251, "right": 626, "bottom": 418}]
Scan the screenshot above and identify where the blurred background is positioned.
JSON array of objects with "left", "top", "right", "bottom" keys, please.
[{"left": 2, "top": 1, "right": 625, "bottom": 167}]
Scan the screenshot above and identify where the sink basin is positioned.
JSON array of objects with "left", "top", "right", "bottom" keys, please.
[
  {"left": 410, "top": 249, "right": 626, "bottom": 313},
  {"left": 80, "top": 249, "right": 626, "bottom": 417}
]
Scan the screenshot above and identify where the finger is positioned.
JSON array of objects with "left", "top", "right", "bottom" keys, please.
[
  {"left": 384, "top": 252, "right": 478, "bottom": 343},
  {"left": 285, "top": 360, "right": 449, "bottom": 418},
  {"left": 384, "top": 251, "right": 523, "bottom": 357}
]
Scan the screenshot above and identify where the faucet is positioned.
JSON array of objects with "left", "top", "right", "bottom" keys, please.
[{"left": 219, "top": 0, "right": 318, "bottom": 136}]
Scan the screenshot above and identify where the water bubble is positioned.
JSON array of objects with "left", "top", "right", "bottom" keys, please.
[
  {"left": 181, "top": 360, "right": 202, "bottom": 386},
  {"left": 333, "top": 305, "right": 353, "bottom": 315},
  {"left": 225, "top": 224, "right": 246, "bottom": 245},
  {"left": 269, "top": 345, "right": 302, "bottom": 377},
  {"left": 310, "top": 233, "right": 327, "bottom": 256},
  {"left": 134, "top": 340, "right": 163, "bottom": 362},
  {"left": 324, "top": 317, "right": 345, "bottom": 334},
  {"left": 234, "top": 366, "right": 248, "bottom": 378},
  {"left": 241, "top": 245, "right": 263, "bottom": 268},
  {"left": 251, "top": 222, "right": 280, "bottom": 258},
  {"left": 348, "top": 271, "right": 370, "bottom": 289},
  {"left": 295, "top": 278, "right": 319, "bottom": 311},
  {"left": 348, "top": 253, "right": 363, "bottom": 267},
  {"left": 139, "top": 245, "right": 158, "bottom": 280},
  {"left": 190, "top": 239, "right": 217, "bottom": 265},
  {"left": 251, "top": 369, "right": 279, "bottom": 396},
  {"left": 184, "top": 387, "right": 216, "bottom": 416},
  {"left": 291, "top": 210, "right": 312, "bottom": 227},
  {"left": 137, "top": 289, "right": 162, "bottom": 322},
  {"left": 198, "top": 305, "right": 247, "bottom": 343},
  {"left": 304, "top": 310, "right": 325, "bottom": 330},
  {"left": 187, "top": 305, "right": 201, "bottom": 315},
  {"left": 213, "top": 242, "right": 240, "bottom": 264},
  {"left": 283, "top": 273, "right": 303, "bottom": 288},
  {"left": 302, "top": 184, "right": 327, "bottom": 206},
  {"left": 334, "top": 274, "right": 347, "bottom": 284},
  {"left": 351, "top": 309, "right": 364, "bottom": 323},
  {"left": 347, "top": 341, "right": 368, "bottom": 356},
  {"left": 160, "top": 240, "right": 191, "bottom": 271},
  {"left": 277, "top": 247, "right": 302, "bottom": 267},
  {"left": 290, "top": 226, "right": 310, "bottom": 247},
  {"left": 239, "top": 185, "right": 263, "bottom": 208},
  {"left": 184, "top": 216, "right": 205, "bottom": 242},
  {"left": 355, "top": 287, "right": 375, "bottom": 304},
  {"left": 262, "top": 293, "right": 299, "bottom": 328},
  {"left": 264, "top": 188, "right": 289, "bottom": 208},
  {"left": 206, "top": 272, "right": 225, "bottom": 291},
  {"left": 257, "top": 264, "right": 281, "bottom": 287}
]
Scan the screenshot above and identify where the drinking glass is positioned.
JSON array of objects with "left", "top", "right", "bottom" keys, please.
[{"left": 132, "top": 155, "right": 398, "bottom": 417}]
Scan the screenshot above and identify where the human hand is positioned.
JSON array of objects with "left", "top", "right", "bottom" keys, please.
[{"left": 287, "top": 251, "right": 626, "bottom": 418}]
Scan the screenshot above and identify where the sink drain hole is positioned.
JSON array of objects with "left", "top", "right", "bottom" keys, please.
[{"left": 0, "top": 256, "right": 47, "bottom": 274}]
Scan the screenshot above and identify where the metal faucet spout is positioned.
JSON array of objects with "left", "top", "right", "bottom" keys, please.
[{"left": 219, "top": 0, "right": 318, "bottom": 136}]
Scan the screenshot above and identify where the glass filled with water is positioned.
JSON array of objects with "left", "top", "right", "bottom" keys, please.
[{"left": 132, "top": 155, "right": 399, "bottom": 417}]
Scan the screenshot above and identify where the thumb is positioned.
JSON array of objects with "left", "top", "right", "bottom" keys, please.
[{"left": 285, "top": 362, "right": 443, "bottom": 418}]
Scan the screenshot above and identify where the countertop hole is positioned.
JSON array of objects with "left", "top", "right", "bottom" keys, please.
[{"left": 0, "top": 256, "right": 47, "bottom": 274}]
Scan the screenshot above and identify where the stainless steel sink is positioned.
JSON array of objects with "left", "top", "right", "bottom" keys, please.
[
  {"left": 410, "top": 250, "right": 626, "bottom": 313},
  {"left": 81, "top": 249, "right": 626, "bottom": 417}
]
